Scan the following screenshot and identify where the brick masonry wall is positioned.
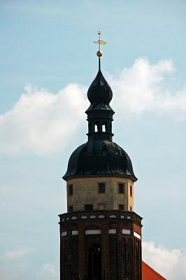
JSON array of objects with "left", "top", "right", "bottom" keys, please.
[{"left": 59, "top": 210, "right": 142, "bottom": 280}]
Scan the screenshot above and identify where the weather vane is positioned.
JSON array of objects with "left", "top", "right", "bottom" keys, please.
[{"left": 94, "top": 30, "right": 106, "bottom": 57}]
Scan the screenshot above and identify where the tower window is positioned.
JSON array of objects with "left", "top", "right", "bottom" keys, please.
[
  {"left": 119, "top": 204, "right": 124, "bottom": 211},
  {"left": 85, "top": 204, "right": 93, "bottom": 211},
  {"left": 98, "top": 183, "right": 105, "bottom": 193},
  {"left": 130, "top": 185, "right": 133, "bottom": 197},
  {"left": 68, "top": 184, "right": 73, "bottom": 196},
  {"left": 88, "top": 246, "right": 102, "bottom": 279},
  {"left": 68, "top": 205, "right": 73, "bottom": 212},
  {"left": 118, "top": 183, "right": 125, "bottom": 194},
  {"left": 95, "top": 124, "right": 98, "bottom": 132},
  {"left": 102, "top": 124, "right": 106, "bottom": 132}
]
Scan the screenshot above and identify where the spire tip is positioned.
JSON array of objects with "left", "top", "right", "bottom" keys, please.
[{"left": 94, "top": 31, "right": 106, "bottom": 58}]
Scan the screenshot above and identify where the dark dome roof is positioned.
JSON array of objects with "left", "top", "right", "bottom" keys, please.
[
  {"left": 87, "top": 70, "right": 113, "bottom": 104},
  {"left": 63, "top": 140, "right": 137, "bottom": 181}
]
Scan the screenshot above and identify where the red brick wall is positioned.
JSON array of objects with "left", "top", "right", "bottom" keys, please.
[{"left": 59, "top": 210, "right": 142, "bottom": 280}]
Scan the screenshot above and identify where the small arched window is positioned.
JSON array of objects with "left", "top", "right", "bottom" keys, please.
[
  {"left": 102, "top": 124, "right": 106, "bottom": 132},
  {"left": 88, "top": 245, "right": 102, "bottom": 279},
  {"left": 95, "top": 124, "right": 98, "bottom": 132}
]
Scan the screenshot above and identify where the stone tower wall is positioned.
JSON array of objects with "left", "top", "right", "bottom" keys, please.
[{"left": 66, "top": 177, "right": 134, "bottom": 212}]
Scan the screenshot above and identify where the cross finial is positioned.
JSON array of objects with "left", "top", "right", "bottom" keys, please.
[{"left": 94, "top": 30, "right": 106, "bottom": 57}]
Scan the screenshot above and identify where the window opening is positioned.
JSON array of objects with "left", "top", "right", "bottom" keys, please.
[
  {"left": 95, "top": 124, "right": 99, "bottom": 132},
  {"left": 88, "top": 245, "right": 102, "bottom": 280},
  {"left": 130, "top": 185, "right": 133, "bottom": 197},
  {"left": 118, "top": 183, "right": 125, "bottom": 194},
  {"left": 98, "top": 183, "right": 105, "bottom": 193},
  {"left": 102, "top": 124, "right": 106, "bottom": 132},
  {"left": 119, "top": 204, "right": 124, "bottom": 210},
  {"left": 68, "top": 184, "right": 73, "bottom": 196},
  {"left": 85, "top": 204, "right": 93, "bottom": 211}
]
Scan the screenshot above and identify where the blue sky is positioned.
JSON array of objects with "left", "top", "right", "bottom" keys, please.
[{"left": 0, "top": 1, "right": 186, "bottom": 279}]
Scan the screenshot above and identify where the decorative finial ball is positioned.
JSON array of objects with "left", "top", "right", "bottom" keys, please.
[{"left": 97, "top": 50, "right": 103, "bottom": 57}]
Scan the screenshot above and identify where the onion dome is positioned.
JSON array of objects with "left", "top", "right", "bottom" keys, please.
[
  {"left": 87, "top": 70, "right": 113, "bottom": 105},
  {"left": 63, "top": 140, "right": 137, "bottom": 181},
  {"left": 63, "top": 33, "right": 137, "bottom": 182}
]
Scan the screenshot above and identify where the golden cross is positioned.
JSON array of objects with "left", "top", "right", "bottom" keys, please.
[{"left": 94, "top": 30, "right": 106, "bottom": 57}]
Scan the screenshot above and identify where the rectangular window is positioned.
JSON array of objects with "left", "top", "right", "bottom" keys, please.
[
  {"left": 98, "top": 183, "right": 105, "bottom": 193},
  {"left": 118, "top": 183, "right": 125, "bottom": 194},
  {"left": 130, "top": 206, "right": 133, "bottom": 211},
  {"left": 85, "top": 204, "right": 93, "bottom": 211},
  {"left": 68, "top": 184, "right": 73, "bottom": 196},
  {"left": 98, "top": 203, "right": 105, "bottom": 210},
  {"left": 118, "top": 204, "right": 124, "bottom": 211},
  {"left": 68, "top": 205, "right": 73, "bottom": 212},
  {"left": 130, "top": 185, "right": 133, "bottom": 197}
]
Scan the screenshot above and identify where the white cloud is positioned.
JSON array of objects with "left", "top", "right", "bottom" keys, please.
[
  {"left": 0, "top": 83, "right": 87, "bottom": 155},
  {"left": 0, "top": 247, "right": 58, "bottom": 280},
  {"left": 0, "top": 57, "right": 186, "bottom": 155},
  {"left": 0, "top": 260, "right": 59, "bottom": 280},
  {"left": 4, "top": 246, "right": 32, "bottom": 259},
  {"left": 0, "top": 246, "right": 34, "bottom": 280},
  {"left": 111, "top": 57, "right": 186, "bottom": 119},
  {"left": 39, "top": 262, "right": 59, "bottom": 280},
  {"left": 143, "top": 241, "right": 186, "bottom": 280}
]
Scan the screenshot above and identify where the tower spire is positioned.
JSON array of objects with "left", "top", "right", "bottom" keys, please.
[
  {"left": 94, "top": 30, "right": 106, "bottom": 71},
  {"left": 87, "top": 34, "right": 114, "bottom": 141}
]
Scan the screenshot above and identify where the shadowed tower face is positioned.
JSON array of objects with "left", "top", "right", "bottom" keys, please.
[{"left": 59, "top": 32, "right": 142, "bottom": 280}]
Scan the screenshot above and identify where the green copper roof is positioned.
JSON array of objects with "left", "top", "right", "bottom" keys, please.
[
  {"left": 63, "top": 140, "right": 137, "bottom": 181},
  {"left": 63, "top": 67, "right": 137, "bottom": 182}
]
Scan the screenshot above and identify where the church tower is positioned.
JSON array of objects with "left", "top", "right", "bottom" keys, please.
[{"left": 59, "top": 32, "right": 142, "bottom": 280}]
